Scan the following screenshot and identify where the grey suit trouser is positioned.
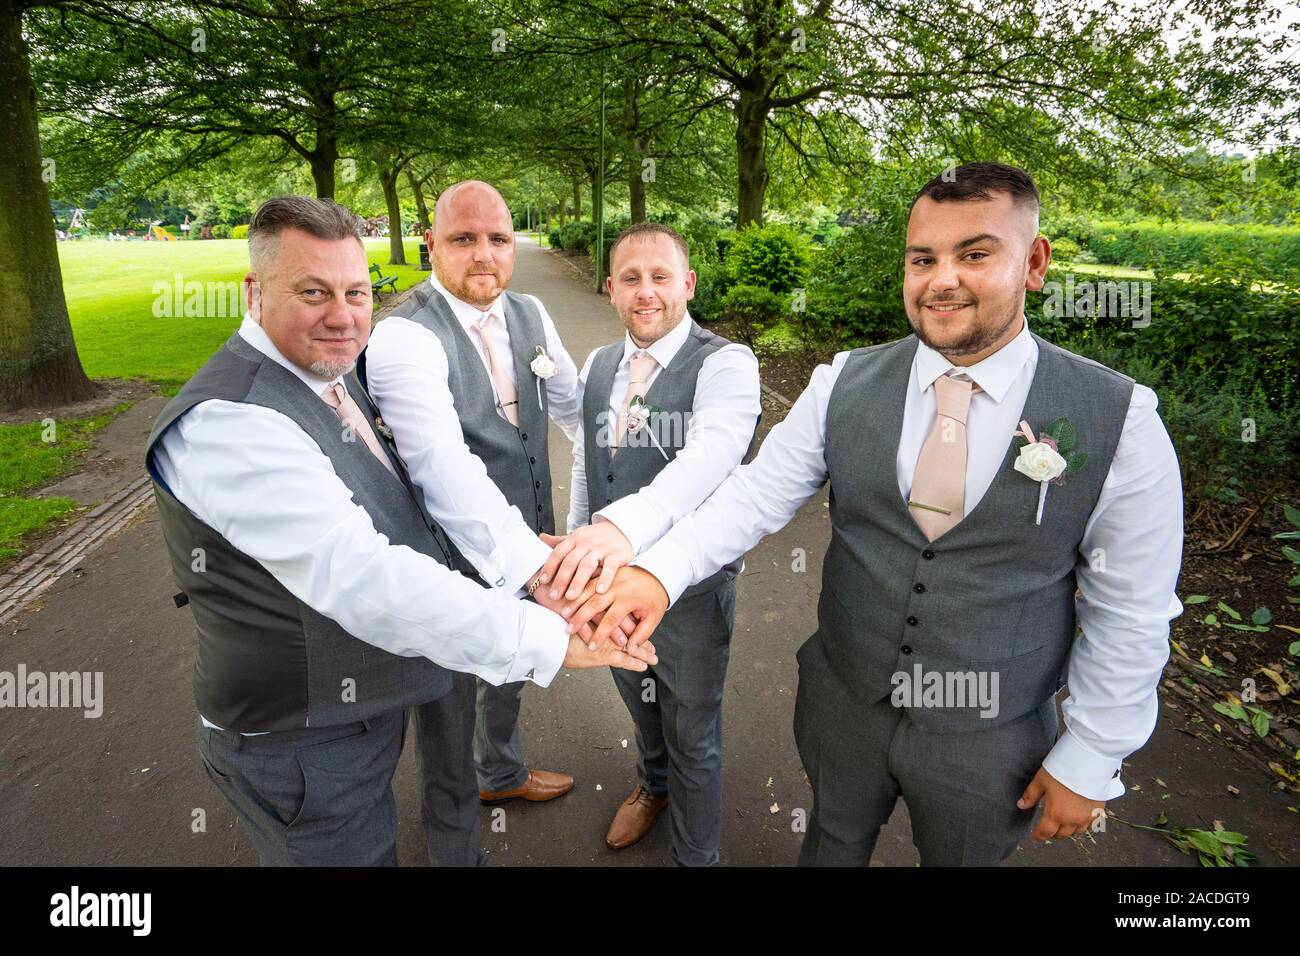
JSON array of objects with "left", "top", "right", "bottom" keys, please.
[
  {"left": 196, "top": 709, "right": 408, "bottom": 867},
  {"left": 611, "top": 581, "right": 735, "bottom": 867},
  {"left": 473, "top": 677, "right": 530, "bottom": 792},
  {"left": 793, "top": 634, "right": 1059, "bottom": 867},
  {"left": 412, "top": 671, "right": 488, "bottom": 866}
]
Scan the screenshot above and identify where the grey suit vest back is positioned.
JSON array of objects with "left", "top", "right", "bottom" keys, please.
[
  {"left": 584, "top": 320, "right": 755, "bottom": 599},
  {"left": 815, "top": 332, "right": 1134, "bottom": 729},
  {"left": 146, "top": 333, "right": 457, "bottom": 733},
  {"left": 374, "top": 283, "right": 554, "bottom": 535}
]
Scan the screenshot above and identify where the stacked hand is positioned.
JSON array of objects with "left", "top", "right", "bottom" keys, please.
[
  {"left": 538, "top": 523, "right": 635, "bottom": 602},
  {"left": 562, "top": 565, "right": 670, "bottom": 653}
]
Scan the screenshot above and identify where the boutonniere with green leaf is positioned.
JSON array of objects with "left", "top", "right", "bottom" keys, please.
[
  {"left": 626, "top": 394, "right": 669, "bottom": 461},
  {"left": 1012, "top": 417, "right": 1088, "bottom": 525}
]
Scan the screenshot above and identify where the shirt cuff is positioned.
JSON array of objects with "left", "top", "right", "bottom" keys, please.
[
  {"left": 593, "top": 499, "right": 662, "bottom": 555},
  {"left": 491, "top": 524, "right": 551, "bottom": 595},
  {"left": 504, "top": 601, "right": 569, "bottom": 688},
  {"left": 631, "top": 539, "right": 695, "bottom": 606},
  {"left": 1041, "top": 728, "right": 1126, "bottom": 802}
]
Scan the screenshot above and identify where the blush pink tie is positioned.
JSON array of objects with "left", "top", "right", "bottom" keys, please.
[
  {"left": 612, "top": 352, "right": 658, "bottom": 457},
  {"left": 473, "top": 311, "right": 520, "bottom": 427},
  {"left": 907, "top": 373, "right": 980, "bottom": 541},
  {"left": 321, "top": 382, "right": 398, "bottom": 478}
]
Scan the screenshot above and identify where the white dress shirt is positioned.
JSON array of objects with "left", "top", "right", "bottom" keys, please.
[
  {"left": 636, "top": 316, "right": 1183, "bottom": 801},
  {"left": 365, "top": 275, "right": 581, "bottom": 596},
  {"left": 150, "top": 317, "right": 569, "bottom": 733},
  {"left": 567, "top": 313, "right": 762, "bottom": 552}
]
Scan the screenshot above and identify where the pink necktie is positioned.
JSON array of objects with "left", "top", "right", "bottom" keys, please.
[
  {"left": 473, "top": 311, "right": 519, "bottom": 427},
  {"left": 321, "top": 382, "right": 398, "bottom": 478},
  {"left": 613, "top": 352, "right": 658, "bottom": 457},
  {"left": 908, "top": 374, "right": 980, "bottom": 541}
]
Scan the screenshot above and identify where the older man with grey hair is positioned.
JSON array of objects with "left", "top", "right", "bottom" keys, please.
[{"left": 147, "top": 195, "right": 655, "bottom": 866}]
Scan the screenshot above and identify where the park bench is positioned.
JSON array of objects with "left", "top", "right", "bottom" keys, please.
[{"left": 369, "top": 263, "right": 399, "bottom": 300}]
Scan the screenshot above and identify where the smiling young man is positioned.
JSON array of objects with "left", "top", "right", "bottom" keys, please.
[
  {"left": 568, "top": 164, "right": 1184, "bottom": 866},
  {"left": 560, "top": 221, "right": 760, "bottom": 865}
]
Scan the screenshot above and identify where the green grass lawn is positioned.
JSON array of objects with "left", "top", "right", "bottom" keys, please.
[
  {"left": 59, "top": 237, "right": 426, "bottom": 392},
  {"left": 0, "top": 403, "right": 130, "bottom": 560}
]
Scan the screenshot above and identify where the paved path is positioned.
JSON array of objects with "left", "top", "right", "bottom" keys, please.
[{"left": 0, "top": 238, "right": 1295, "bottom": 866}]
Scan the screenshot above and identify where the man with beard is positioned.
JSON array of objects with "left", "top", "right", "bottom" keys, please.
[{"left": 364, "top": 181, "right": 587, "bottom": 863}]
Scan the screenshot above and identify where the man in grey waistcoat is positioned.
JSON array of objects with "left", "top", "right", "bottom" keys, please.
[
  {"left": 557, "top": 222, "right": 760, "bottom": 865},
  {"left": 147, "top": 196, "right": 656, "bottom": 867},
  {"left": 362, "top": 180, "right": 589, "bottom": 862},
  {"left": 570, "top": 164, "right": 1184, "bottom": 866}
]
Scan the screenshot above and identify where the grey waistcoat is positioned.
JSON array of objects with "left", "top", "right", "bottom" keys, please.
[
  {"left": 815, "top": 331, "right": 1134, "bottom": 730},
  {"left": 370, "top": 283, "right": 555, "bottom": 536},
  {"left": 145, "top": 333, "right": 458, "bottom": 733},
  {"left": 584, "top": 320, "right": 756, "bottom": 600}
]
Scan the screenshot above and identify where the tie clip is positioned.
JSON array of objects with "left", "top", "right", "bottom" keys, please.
[{"left": 908, "top": 500, "right": 952, "bottom": 515}]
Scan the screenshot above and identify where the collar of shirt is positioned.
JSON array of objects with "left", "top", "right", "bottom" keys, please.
[
  {"left": 911, "top": 314, "right": 1037, "bottom": 404},
  {"left": 428, "top": 272, "right": 505, "bottom": 333},
  {"left": 236, "top": 314, "right": 343, "bottom": 398},
  {"left": 621, "top": 311, "right": 693, "bottom": 371}
]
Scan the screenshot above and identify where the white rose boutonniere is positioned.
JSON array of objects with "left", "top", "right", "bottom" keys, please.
[
  {"left": 530, "top": 346, "right": 556, "bottom": 380},
  {"left": 529, "top": 346, "right": 556, "bottom": 407},
  {"left": 1012, "top": 417, "right": 1088, "bottom": 525}
]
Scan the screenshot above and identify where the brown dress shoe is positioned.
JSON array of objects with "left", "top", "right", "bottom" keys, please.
[
  {"left": 605, "top": 784, "right": 669, "bottom": 849},
  {"left": 479, "top": 769, "right": 574, "bottom": 804}
]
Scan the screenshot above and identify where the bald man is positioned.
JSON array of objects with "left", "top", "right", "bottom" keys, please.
[{"left": 362, "top": 181, "right": 584, "bottom": 864}]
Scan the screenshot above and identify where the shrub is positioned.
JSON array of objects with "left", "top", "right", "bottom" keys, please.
[
  {"left": 1087, "top": 220, "right": 1300, "bottom": 280},
  {"left": 210, "top": 224, "right": 232, "bottom": 239},
  {"left": 546, "top": 227, "right": 562, "bottom": 249},
  {"left": 727, "top": 223, "right": 810, "bottom": 293},
  {"left": 1048, "top": 237, "right": 1081, "bottom": 261},
  {"left": 230, "top": 224, "right": 249, "bottom": 240},
  {"left": 556, "top": 220, "right": 597, "bottom": 253},
  {"left": 721, "top": 283, "right": 786, "bottom": 345},
  {"left": 795, "top": 222, "right": 910, "bottom": 351},
  {"left": 690, "top": 260, "right": 731, "bottom": 323}
]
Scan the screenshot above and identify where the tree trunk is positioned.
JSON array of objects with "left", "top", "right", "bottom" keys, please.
[
  {"left": 629, "top": 155, "right": 647, "bottom": 224},
  {"left": 572, "top": 177, "right": 582, "bottom": 220},
  {"left": 309, "top": 136, "right": 338, "bottom": 199},
  {"left": 735, "top": 90, "right": 770, "bottom": 227},
  {"left": 405, "top": 167, "right": 430, "bottom": 232},
  {"left": 0, "top": 0, "right": 95, "bottom": 410},
  {"left": 376, "top": 160, "right": 405, "bottom": 265}
]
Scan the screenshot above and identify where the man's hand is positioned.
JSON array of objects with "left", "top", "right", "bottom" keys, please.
[
  {"left": 538, "top": 524, "right": 634, "bottom": 602},
  {"left": 1017, "top": 767, "right": 1106, "bottom": 841},
  {"left": 563, "top": 565, "right": 669, "bottom": 651},
  {"left": 561, "top": 633, "right": 658, "bottom": 672},
  {"left": 531, "top": 564, "right": 636, "bottom": 651}
]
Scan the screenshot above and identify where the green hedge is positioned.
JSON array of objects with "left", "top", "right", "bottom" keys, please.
[{"left": 1087, "top": 220, "right": 1300, "bottom": 279}]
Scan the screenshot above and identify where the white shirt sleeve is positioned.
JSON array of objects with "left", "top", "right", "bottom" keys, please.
[
  {"left": 1041, "top": 383, "right": 1183, "bottom": 801},
  {"left": 567, "top": 349, "right": 598, "bottom": 534},
  {"left": 151, "top": 397, "right": 567, "bottom": 688},
  {"left": 634, "top": 352, "right": 849, "bottom": 602},
  {"left": 595, "top": 344, "right": 762, "bottom": 554},
  {"left": 530, "top": 295, "right": 583, "bottom": 444},
  {"left": 365, "top": 317, "right": 550, "bottom": 595}
]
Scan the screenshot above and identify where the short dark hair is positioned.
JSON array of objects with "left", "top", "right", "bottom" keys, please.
[
  {"left": 609, "top": 221, "right": 690, "bottom": 270},
  {"left": 248, "top": 195, "right": 364, "bottom": 270},
  {"left": 911, "top": 162, "right": 1040, "bottom": 213}
]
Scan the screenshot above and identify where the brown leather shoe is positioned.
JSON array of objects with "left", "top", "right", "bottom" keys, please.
[
  {"left": 479, "top": 769, "right": 574, "bottom": 805},
  {"left": 605, "top": 784, "right": 669, "bottom": 849}
]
